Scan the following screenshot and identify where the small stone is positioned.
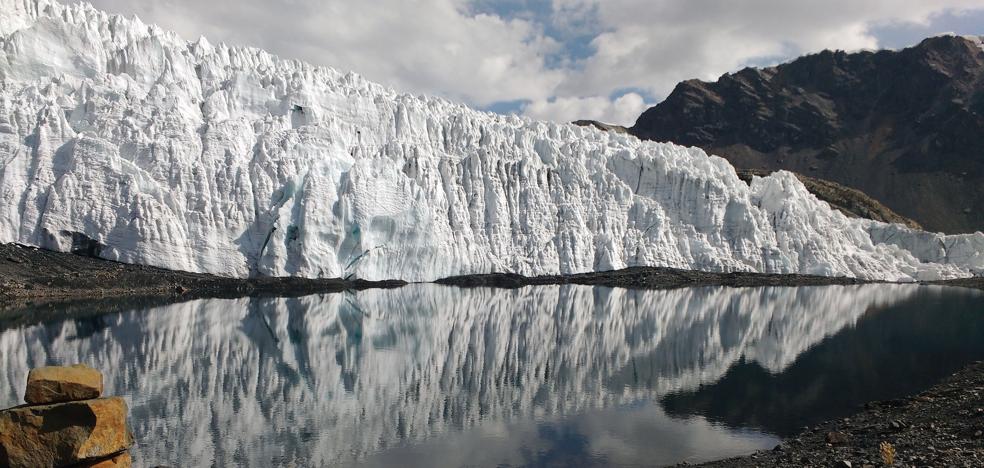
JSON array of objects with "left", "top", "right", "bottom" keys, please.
[
  {"left": 835, "top": 461, "right": 852, "bottom": 468},
  {"left": 772, "top": 444, "right": 784, "bottom": 452},
  {"left": 975, "top": 430, "right": 982, "bottom": 438},
  {"left": 826, "top": 431, "right": 850, "bottom": 445},
  {"left": 24, "top": 364, "right": 103, "bottom": 404},
  {"left": 0, "top": 396, "right": 133, "bottom": 468}
]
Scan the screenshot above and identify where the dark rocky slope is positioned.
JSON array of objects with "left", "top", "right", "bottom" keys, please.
[
  {"left": 630, "top": 35, "right": 984, "bottom": 234},
  {"left": 571, "top": 119, "right": 630, "bottom": 134}
]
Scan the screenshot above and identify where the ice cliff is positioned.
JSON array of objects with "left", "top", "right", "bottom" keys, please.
[{"left": 0, "top": 0, "right": 982, "bottom": 281}]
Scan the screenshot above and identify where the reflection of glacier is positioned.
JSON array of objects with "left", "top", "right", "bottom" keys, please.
[{"left": 1, "top": 284, "right": 922, "bottom": 466}]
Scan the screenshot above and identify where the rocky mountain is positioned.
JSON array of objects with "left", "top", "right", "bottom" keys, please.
[
  {"left": 0, "top": 0, "right": 982, "bottom": 281},
  {"left": 630, "top": 35, "right": 984, "bottom": 234}
]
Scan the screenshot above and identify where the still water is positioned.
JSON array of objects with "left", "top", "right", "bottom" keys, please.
[{"left": 2, "top": 284, "right": 983, "bottom": 467}]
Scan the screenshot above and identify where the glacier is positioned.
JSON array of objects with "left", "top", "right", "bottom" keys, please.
[{"left": 0, "top": 0, "right": 982, "bottom": 281}]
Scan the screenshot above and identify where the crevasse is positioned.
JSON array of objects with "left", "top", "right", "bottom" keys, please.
[{"left": 0, "top": 0, "right": 981, "bottom": 281}]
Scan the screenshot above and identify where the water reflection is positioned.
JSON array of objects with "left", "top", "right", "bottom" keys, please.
[
  {"left": 662, "top": 287, "right": 984, "bottom": 436},
  {"left": 1, "top": 284, "right": 981, "bottom": 467}
]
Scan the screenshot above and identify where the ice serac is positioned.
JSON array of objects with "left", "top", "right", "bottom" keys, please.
[{"left": 0, "top": 0, "right": 981, "bottom": 281}]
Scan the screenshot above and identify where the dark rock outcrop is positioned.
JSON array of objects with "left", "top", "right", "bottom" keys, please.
[
  {"left": 630, "top": 35, "right": 984, "bottom": 234},
  {"left": 571, "top": 120, "right": 630, "bottom": 134}
]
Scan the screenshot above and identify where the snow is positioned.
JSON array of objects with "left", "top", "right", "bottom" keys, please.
[
  {"left": 0, "top": 283, "right": 935, "bottom": 466},
  {"left": 957, "top": 34, "right": 984, "bottom": 52},
  {"left": 0, "top": 0, "right": 981, "bottom": 281}
]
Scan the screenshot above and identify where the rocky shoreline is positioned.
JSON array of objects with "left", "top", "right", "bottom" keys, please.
[
  {"left": 1, "top": 243, "right": 872, "bottom": 308},
  {"left": 930, "top": 277, "right": 984, "bottom": 291},
  {"left": 435, "top": 267, "right": 871, "bottom": 289},
  {"left": 687, "top": 361, "right": 984, "bottom": 467},
  {"left": 5, "top": 243, "right": 983, "bottom": 314},
  {"left": 0, "top": 243, "right": 404, "bottom": 309}
]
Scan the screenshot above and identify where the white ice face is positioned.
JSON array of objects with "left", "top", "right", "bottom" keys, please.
[{"left": 0, "top": 0, "right": 981, "bottom": 281}]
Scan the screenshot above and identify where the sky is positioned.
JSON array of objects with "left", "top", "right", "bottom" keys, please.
[{"left": 76, "top": 0, "right": 984, "bottom": 126}]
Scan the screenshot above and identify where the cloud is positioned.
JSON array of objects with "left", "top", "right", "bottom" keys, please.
[
  {"left": 524, "top": 92, "right": 647, "bottom": 125},
  {"left": 76, "top": 0, "right": 984, "bottom": 125},
  {"left": 554, "top": 0, "right": 984, "bottom": 106},
  {"left": 80, "top": 0, "right": 564, "bottom": 106}
]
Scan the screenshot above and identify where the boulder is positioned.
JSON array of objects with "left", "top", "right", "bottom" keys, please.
[
  {"left": 825, "top": 431, "right": 849, "bottom": 445},
  {"left": 24, "top": 364, "right": 103, "bottom": 404},
  {"left": 0, "top": 397, "right": 134, "bottom": 468}
]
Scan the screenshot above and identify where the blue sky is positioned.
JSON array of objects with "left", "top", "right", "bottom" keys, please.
[
  {"left": 82, "top": 0, "right": 984, "bottom": 125},
  {"left": 475, "top": 2, "right": 984, "bottom": 117},
  {"left": 873, "top": 8, "right": 984, "bottom": 48}
]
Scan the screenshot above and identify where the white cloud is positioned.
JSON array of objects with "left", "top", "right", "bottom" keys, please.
[
  {"left": 80, "top": 0, "right": 564, "bottom": 106},
  {"left": 524, "top": 92, "right": 647, "bottom": 126},
  {"left": 555, "top": 0, "right": 984, "bottom": 104},
  {"left": 75, "top": 0, "right": 984, "bottom": 124}
]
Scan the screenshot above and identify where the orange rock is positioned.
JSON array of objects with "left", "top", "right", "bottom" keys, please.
[
  {"left": 24, "top": 364, "right": 103, "bottom": 404},
  {"left": 0, "top": 396, "right": 134, "bottom": 468},
  {"left": 78, "top": 452, "right": 133, "bottom": 467}
]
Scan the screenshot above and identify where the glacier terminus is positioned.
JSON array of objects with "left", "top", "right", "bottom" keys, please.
[{"left": 1, "top": 0, "right": 982, "bottom": 282}]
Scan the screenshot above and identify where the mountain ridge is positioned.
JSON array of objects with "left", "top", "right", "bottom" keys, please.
[{"left": 630, "top": 34, "right": 984, "bottom": 234}]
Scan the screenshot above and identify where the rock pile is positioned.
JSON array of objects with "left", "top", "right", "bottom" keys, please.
[{"left": 0, "top": 364, "right": 134, "bottom": 467}]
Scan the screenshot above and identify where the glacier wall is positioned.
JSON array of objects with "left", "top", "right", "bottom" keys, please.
[
  {"left": 0, "top": 283, "right": 927, "bottom": 466},
  {"left": 0, "top": 0, "right": 982, "bottom": 281}
]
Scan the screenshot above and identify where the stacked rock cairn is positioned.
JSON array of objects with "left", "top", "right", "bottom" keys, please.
[{"left": 0, "top": 364, "right": 134, "bottom": 467}]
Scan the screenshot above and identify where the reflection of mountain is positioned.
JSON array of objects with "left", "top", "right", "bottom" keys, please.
[
  {"left": 661, "top": 287, "right": 984, "bottom": 436},
  {"left": 0, "top": 284, "right": 923, "bottom": 466}
]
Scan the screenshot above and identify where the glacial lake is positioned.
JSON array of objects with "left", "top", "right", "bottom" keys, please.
[{"left": 2, "top": 284, "right": 984, "bottom": 467}]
